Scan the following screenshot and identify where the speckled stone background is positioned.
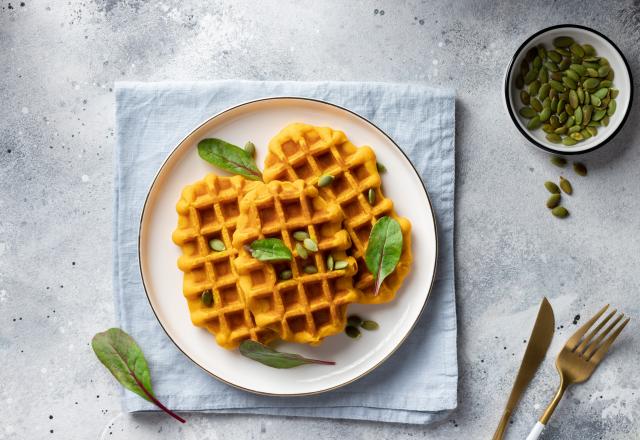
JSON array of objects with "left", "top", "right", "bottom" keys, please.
[{"left": 1, "top": 1, "right": 639, "bottom": 439}]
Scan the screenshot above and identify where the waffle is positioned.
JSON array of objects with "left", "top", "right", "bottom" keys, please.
[
  {"left": 232, "top": 179, "right": 359, "bottom": 344},
  {"left": 263, "top": 123, "right": 412, "bottom": 304},
  {"left": 172, "top": 174, "right": 276, "bottom": 349}
]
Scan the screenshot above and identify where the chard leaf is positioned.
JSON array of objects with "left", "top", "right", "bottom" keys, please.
[
  {"left": 249, "top": 238, "right": 292, "bottom": 262},
  {"left": 364, "top": 216, "right": 403, "bottom": 296},
  {"left": 239, "top": 340, "right": 335, "bottom": 369},
  {"left": 197, "top": 138, "right": 262, "bottom": 181},
  {"left": 91, "top": 328, "right": 186, "bottom": 423}
]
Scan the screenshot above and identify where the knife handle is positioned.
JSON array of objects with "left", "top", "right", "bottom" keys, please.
[
  {"left": 525, "top": 421, "right": 545, "bottom": 440},
  {"left": 491, "top": 409, "right": 511, "bottom": 440}
]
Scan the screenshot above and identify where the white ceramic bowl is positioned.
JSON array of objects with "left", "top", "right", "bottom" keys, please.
[{"left": 504, "top": 24, "right": 633, "bottom": 155}]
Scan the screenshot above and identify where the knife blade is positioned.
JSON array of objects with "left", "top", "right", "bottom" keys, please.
[{"left": 492, "top": 297, "right": 555, "bottom": 440}]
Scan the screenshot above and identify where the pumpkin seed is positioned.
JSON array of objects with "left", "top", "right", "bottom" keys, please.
[
  {"left": 602, "top": 116, "right": 610, "bottom": 126},
  {"left": 556, "top": 48, "right": 571, "bottom": 57},
  {"left": 376, "top": 162, "right": 387, "bottom": 173},
  {"left": 539, "top": 66, "right": 549, "bottom": 83},
  {"left": 570, "top": 64, "right": 586, "bottom": 76},
  {"left": 562, "top": 137, "right": 577, "bottom": 146},
  {"left": 582, "top": 44, "right": 596, "bottom": 56},
  {"left": 584, "top": 91, "right": 590, "bottom": 105},
  {"left": 345, "top": 325, "right": 361, "bottom": 339},
  {"left": 303, "top": 265, "right": 318, "bottom": 274},
  {"left": 293, "top": 230, "right": 310, "bottom": 241},
  {"left": 209, "top": 239, "right": 226, "bottom": 252},
  {"left": 586, "top": 126, "right": 597, "bottom": 136},
  {"left": 565, "top": 115, "right": 575, "bottom": 128},
  {"left": 593, "top": 87, "right": 609, "bottom": 99},
  {"left": 568, "top": 125, "right": 582, "bottom": 134},
  {"left": 547, "top": 50, "right": 562, "bottom": 63},
  {"left": 546, "top": 133, "right": 562, "bottom": 143},
  {"left": 368, "top": 188, "right": 376, "bottom": 205},
  {"left": 598, "top": 65, "right": 611, "bottom": 78},
  {"left": 550, "top": 156, "right": 567, "bottom": 167},
  {"left": 570, "top": 132, "right": 584, "bottom": 141},
  {"left": 539, "top": 107, "right": 551, "bottom": 122},
  {"left": 333, "top": 260, "right": 349, "bottom": 270},
  {"left": 586, "top": 67, "right": 600, "bottom": 78},
  {"left": 527, "top": 116, "right": 541, "bottom": 130},
  {"left": 519, "top": 107, "right": 537, "bottom": 118},
  {"left": 564, "top": 69, "right": 580, "bottom": 82},
  {"left": 544, "top": 181, "right": 561, "bottom": 194},
  {"left": 520, "top": 90, "right": 530, "bottom": 105},
  {"left": 577, "top": 87, "right": 585, "bottom": 104},
  {"left": 563, "top": 76, "right": 577, "bottom": 90},
  {"left": 551, "top": 206, "right": 569, "bottom": 218},
  {"left": 243, "top": 141, "right": 256, "bottom": 157},
  {"left": 303, "top": 238, "right": 318, "bottom": 252},
  {"left": 542, "top": 124, "right": 554, "bottom": 134},
  {"left": 599, "top": 80, "right": 613, "bottom": 88},
  {"left": 361, "top": 320, "right": 379, "bottom": 331},
  {"left": 558, "top": 112, "right": 568, "bottom": 124},
  {"left": 295, "top": 242, "right": 308, "bottom": 259},
  {"left": 580, "top": 128, "right": 591, "bottom": 139},
  {"left": 279, "top": 269, "right": 293, "bottom": 280},
  {"left": 317, "top": 174, "right": 334, "bottom": 187},
  {"left": 553, "top": 36, "right": 574, "bottom": 48},
  {"left": 549, "top": 80, "right": 565, "bottom": 92},
  {"left": 574, "top": 106, "right": 583, "bottom": 125},
  {"left": 607, "top": 99, "right": 616, "bottom": 116},
  {"left": 610, "top": 88, "right": 619, "bottom": 99},
  {"left": 582, "top": 105, "right": 593, "bottom": 125},
  {"left": 347, "top": 315, "right": 363, "bottom": 327},
  {"left": 546, "top": 193, "right": 561, "bottom": 208},
  {"left": 538, "top": 83, "right": 551, "bottom": 100},
  {"left": 559, "top": 177, "right": 573, "bottom": 194},
  {"left": 569, "top": 89, "right": 579, "bottom": 109},
  {"left": 530, "top": 98, "right": 543, "bottom": 112},
  {"left": 529, "top": 80, "right": 541, "bottom": 96},
  {"left": 549, "top": 115, "right": 560, "bottom": 129},
  {"left": 544, "top": 61, "right": 559, "bottom": 72},
  {"left": 554, "top": 126, "right": 567, "bottom": 135},
  {"left": 201, "top": 290, "right": 213, "bottom": 307},
  {"left": 590, "top": 95, "right": 601, "bottom": 107},
  {"left": 557, "top": 99, "right": 565, "bottom": 114},
  {"left": 524, "top": 68, "right": 538, "bottom": 84},
  {"left": 326, "top": 254, "right": 334, "bottom": 271},
  {"left": 592, "top": 109, "right": 607, "bottom": 121},
  {"left": 570, "top": 43, "right": 585, "bottom": 58},
  {"left": 583, "top": 78, "right": 600, "bottom": 90},
  {"left": 573, "top": 162, "right": 587, "bottom": 176}
]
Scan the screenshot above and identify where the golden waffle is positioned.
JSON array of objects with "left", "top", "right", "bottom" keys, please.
[
  {"left": 172, "top": 174, "right": 276, "bottom": 350},
  {"left": 232, "top": 180, "right": 359, "bottom": 344},
  {"left": 263, "top": 123, "right": 412, "bottom": 304}
]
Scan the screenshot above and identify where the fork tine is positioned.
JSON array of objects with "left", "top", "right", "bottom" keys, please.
[
  {"left": 582, "top": 314, "right": 623, "bottom": 358},
  {"left": 566, "top": 304, "right": 609, "bottom": 350},
  {"left": 587, "top": 317, "right": 630, "bottom": 364},
  {"left": 574, "top": 309, "right": 617, "bottom": 354}
]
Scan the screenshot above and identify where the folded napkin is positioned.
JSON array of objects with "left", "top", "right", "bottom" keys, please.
[{"left": 114, "top": 81, "right": 457, "bottom": 424}]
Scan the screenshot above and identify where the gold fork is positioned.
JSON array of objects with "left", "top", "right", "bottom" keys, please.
[{"left": 525, "top": 305, "right": 630, "bottom": 440}]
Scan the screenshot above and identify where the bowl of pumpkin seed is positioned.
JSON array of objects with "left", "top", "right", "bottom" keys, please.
[{"left": 505, "top": 24, "right": 633, "bottom": 155}]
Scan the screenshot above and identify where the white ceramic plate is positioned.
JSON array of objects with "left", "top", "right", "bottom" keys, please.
[
  {"left": 139, "top": 98, "right": 438, "bottom": 395},
  {"left": 504, "top": 24, "right": 633, "bottom": 155}
]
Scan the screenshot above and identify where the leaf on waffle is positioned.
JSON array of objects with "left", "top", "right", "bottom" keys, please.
[
  {"left": 364, "top": 216, "right": 403, "bottom": 296},
  {"left": 198, "top": 138, "right": 263, "bottom": 181},
  {"left": 239, "top": 340, "right": 335, "bottom": 368},
  {"left": 249, "top": 238, "right": 293, "bottom": 262}
]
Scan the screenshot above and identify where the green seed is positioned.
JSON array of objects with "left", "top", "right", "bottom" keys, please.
[
  {"left": 293, "top": 230, "right": 310, "bottom": 241},
  {"left": 586, "top": 126, "right": 597, "bottom": 136},
  {"left": 542, "top": 124, "right": 554, "bottom": 134},
  {"left": 592, "top": 109, "right": 607, "bottom": 121},
  {"left": 533, "top": 55, "right": 542, "bottom": 69},
  {"left": 547, "top": 193, "right": 561, "bottom": 209},
  {"left": 279, "top": 269, "right": 293, "bottom": 280},
  {"left": 295, "top": 242, "right": 308, "bottom": 259},
  {"left": 326, "top": 254, "right": 334, "bottom": 271},
  {"left": 209, "top": 239, "right": 226, "bottom": 252},
  {"left": 563, "top": 76, "right": 577, "bottom": 90},
  {"left": 538, "top": 66, "right": 549, "bottom": 83},
  {"left": 549, "top": 80, "right": 565, "bottom": 92},
  {"left": 570, "top": 64, "right": 586, "bottom": 76},
  {"left": 524, "top": 68, "right": 539, "bottom": 84},
  {"left": 243, "top": 141, "right": 256, "bottom": 157},
  {"left": 376, "top": 162, "right": 387, "bottom": 173},
  {"left": 554, "top": 126, "right": 567, "bottom": 134},
  {"left": 537, "top": 83, "right": 550, "bottom": 100},
  {"left": 549, "top": 115, "right": 560, "bottom": 129},
  {"left": 368, "top": 188, "right": 376, "bottom": 205},
  {"left": 544, "top": 181, "right": 561, "bottom": 194},
  {"left": 303, "top": 265, "right": 318, "bottom": 274},
  {"left": 551, "top": 206, "right": 569, "bottom": 218},
  {"left": 565, "top": 115, "right": 575, "bottom": 128},
  {"left": 602, "top": 116, "right": 610, "bottom": 126},
  {"left": 519, "top": 107, "right": 537, "bottom": 118},
  {"left": 558, "top": 58, "right": 571, "bottom": 70},
  {"left": 559, "top": 177, "right": 573, "bottom": 195},
  {"left": 582, "top": 44, "right": 596, "bottom": 56},
  {"left": 527, "top": 116, "right": 541, "bottom": 130},
  {"left": 607, "top": 99, "right": 617, "bottom": 116},
  {"left": 553, "top": 36, "right": 574, "bottom": 48},
  {"left": 577, "top": 87, "right": 585, "bottom": 104},
  {"left": 347, "top": 314, "right": 363, "bottom": 327},
  {"left": 317, "top": 174, "right": 334, "bottom": 187},
  {"left": 556, "top": 48, "right": 571, "bottom": 57},
  {"left": 568, "top": 125, "right": 581, "bottom": 134},
  {"left": 569, "top": 89, "right": 579, "bottom": 109},
  {"left": 333, "top": 260, "right": 349, "bottom": 270},
  {"left": 562, "top": 137, "right": 577, "bottom": 146},
  {"left": 361, "top": 320, "right": 380, "bottom": 331},
  {"left": 201, "top": 290, "right": 213, "bottom": 307},
  {"left": 558, "top": 112, "right": 568, "bottom": 124},
  {"left": 580, "top": 128, "right": 592, "bottom": 139},
  {"left": 590, "top": 95, "right": 601, "bottom": 107},
  {"left": 573, "top": 162, "right": 587, "bottom": 176},
  {"left": 574, "top": 106, "right": 583, "bottom": 125},
  {"left": 610, "top": 88, "right": 619, "bottom": 99},
  {"left": 550, "top": 71, "right": 562, "bottom": 81},
  {"left": 520, "top": 90, "right": 530, "bottom": 105},
  {"left": 564, "top": 69, "right": 579, "bottom": 81},
  {"left": 583, "top": 78, "right": 600, "bottom": 90},
  {"left": 546, "top": 133, "right": 561, "bottom": 143},
  {"left": 548, "top": 50, "right": 562, "bottom": 63},
  {"left": 543, "top": 61, "right": 559, "bottom": 72},
  {"left": 584, "top": 91, "right": 590, "bottom": 106},
  {"left": 593, "top": 88, "right": 609, "bottom": 99},
  {"left": 530, "top": 97, "right": 543, "bottom": 112},
  {"left": 598, "top": 65, "right": 611, "bottom": 78},
  {"left": 539, "top": 107, "right": 551, "bottom": 122},
  {"left": 303, "top": 238, "right": 318, "bottom": 252},
  {"left": 586, "top": 67, "right": 600, "bottom": 78},
  {"left": 345, "top": 325, "right": 361, "bottom": 339},
  {"left": 550, "top": 156, "right": 567, "bottom": 167},
  {"left": 599, "top": 80, "right": 613, "bottom": 88},
  {"left": 570, "top": 43, "right": 584, "bottom": 58},
  {"left": 570, "top": 132, "right": 584, "bottom": 141}
]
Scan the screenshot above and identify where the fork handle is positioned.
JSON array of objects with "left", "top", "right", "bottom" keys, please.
[{"left": 525, "top": 421, "right": 545, "bottom": 440}]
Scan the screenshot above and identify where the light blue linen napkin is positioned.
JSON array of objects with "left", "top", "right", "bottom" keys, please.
[{"left": 114, "top": 81, "right": 457, "bottom": 424}]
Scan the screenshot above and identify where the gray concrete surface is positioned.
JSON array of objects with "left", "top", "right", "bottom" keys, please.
[{"left": 1, "top": 1, "right": 639, "bottom": 439}]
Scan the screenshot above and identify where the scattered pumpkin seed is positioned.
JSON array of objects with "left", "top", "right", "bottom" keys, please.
[
  {"left": 361, "top": 320, "right": 380, "bottom": 331},
  {"left": 243, "top": 141, "right": 256, "bottom": 157},
  {"left": 527, "top": 116, "right": 541, "bottom": 130},
  {"left": 293, "top": 230, "right": 309, "bottom": 241},
  {"left": 209, "top": 239, "right": 226, "bottom": 252},
  {"left": 303, "top": 265, "right": 318, "bottom": 274},
  {"left": 368, "top": 188, "right": 376, "bottom": 205},
  {"left": 550, "top": 156, "right": 567, "bottom": 167},
  {"left": 559, "top": 176, "right": 573, "bottom": 195},
  {"left": 303, "top": 238, "right": 318, "bottom": 252},
  {"left": 326, "top": 254, "right": 334, "bottom": 271},
  {"left": 347, "top": 315, "right": 363, "bottom": 327},
  {"left": 607, "top": 99, "right": 617, "bottom": 116},
  {"left": 562, "top": 137, "right": 577, "bottom": 146},
  {"left": 546, "top": 133, "right": 562, "bottom": 143},
  {"left": 295, "top": 242, "right": 308, "bottom": 259},
  {"left": 519, "top": 107, "right": 537, "bottom": 118},
  {"left": 551, "top": 206, "right": 569, "bottom": 218},
  {"left": 376, "top": 162, "right": 387, "bottom": 173},
  {"left": 546, "top": 193, "right": 561, "bottom": 209},
  {"left": 333, "top": 260, "right": 349, "bottom": 270},
  {"left": 201, "top": 290, "right": 213, "bottom": 307},
  {"left": 345, "top": 325, "right": 361, "bottom": 339},
  {"left": 317, "top": 174, "right": 334, "bottom": 187},
  {"left": 279, "top": 269, "right": 293, "bottom": 280},
  {"left": 544, "top": 181, "right": 561, "bottom": 194},
  {"left": 573, "top": 162, "right": 587, "bottom": 176},
  {"left": 553, "top": 36, "right": 574, "bottom": 48}
]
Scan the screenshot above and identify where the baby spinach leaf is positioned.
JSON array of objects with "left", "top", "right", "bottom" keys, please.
[
  {"left": 364, "top": 216, "right": 403, "bottom": 296},
  {"left": 197, "top": 138, "right": 263, "bottom": 181},
  {"left": 249, "top": 238, "right": 292, "bottom": 262},
  {"left": 92, "top": 328, "right": 186, "bottom": 423},
  {"left": 239, "top": 340, "right": 335, "bottom": 368}
]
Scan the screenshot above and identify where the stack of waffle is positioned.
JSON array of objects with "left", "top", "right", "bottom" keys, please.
[{"left": 173, "top": 123, "right": 412, "bottom": 349}]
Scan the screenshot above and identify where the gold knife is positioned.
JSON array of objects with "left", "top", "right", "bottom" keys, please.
[{"left": 492, "top": 297, "right": 555, "bottom": 440}]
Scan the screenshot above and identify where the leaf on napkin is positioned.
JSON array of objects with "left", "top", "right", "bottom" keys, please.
[
  {"left": 197, "top": 138, "right": 263, "bottom": 181},
  {"left": 364, "top": 216, "right": 403, "bottom": 296},
  {"left": 239, "top": 340, "right": 335, "bottom": 369}
]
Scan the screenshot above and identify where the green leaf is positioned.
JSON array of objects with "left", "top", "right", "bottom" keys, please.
[
  {"left": 239, "top": 340, "right": 335, "bottom": 369},
  {"left": 197, "top": 138, "right": 262, "bottom": 181},
  {"left": 364, "top": 216, "right": 403, "bottom": 296},
  {"left": 249, "top": 238, "right": 292, "bottom": 262},
  {"left": 91, "top": 328, "right": 186, "bottom": 423}
]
